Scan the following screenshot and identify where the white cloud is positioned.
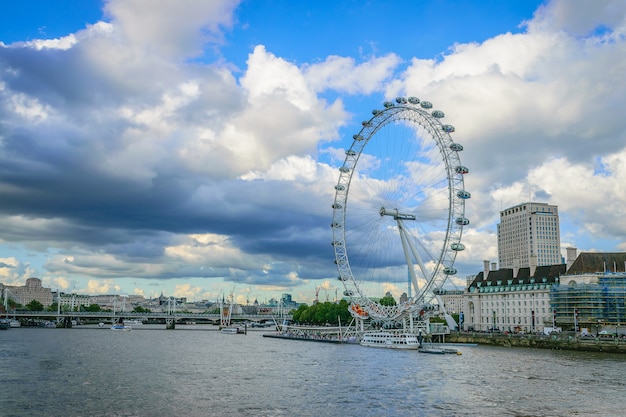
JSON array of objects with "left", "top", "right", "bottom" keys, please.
[
  {"left": 104, "top": 0, "right": 239, "bottom": 59},
  {"left": 384, "top": 0, "right": 626, "bottom": 268},
  {"left": 529, "top": 0, "right": 626, "bottom": 36},
  {"left": 305, "top": 53, "right": 402, "bottom": 94},
  {"left": 2, "top": 0, "right": 626, "bottom": 299}
]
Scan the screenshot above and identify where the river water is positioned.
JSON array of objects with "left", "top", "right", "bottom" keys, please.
[{"left": 1, "top": 325, "right": 625, "bottom": 417}]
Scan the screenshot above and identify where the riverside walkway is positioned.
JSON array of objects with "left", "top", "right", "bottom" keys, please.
[{"left": 447, "top": 331, "right": 626, "bottom": 353}]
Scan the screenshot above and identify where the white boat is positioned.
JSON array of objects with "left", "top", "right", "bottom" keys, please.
[
  {"left": 110, "top": 324, "right": 132, "bottom": 331},
  {"left": 360, "top": 331, "right": 420, "bottom": 349},
  {"left": 221, "top": 326, "right": 245, "bottom": 334},
  {"left": 123, "top": 319, "right": 144, "bottom": 326},
  {"left": 9, "top": 319, "right": 21, "bottom": 328}
]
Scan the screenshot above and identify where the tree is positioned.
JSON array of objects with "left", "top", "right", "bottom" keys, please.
[
  {"left": 132, "top": 306, "right": 151, "bottom": 313},
  {"left": 379, "top": 295, "right": 397, "bottom": 306},
  {"left": 291, "top": 301, "right": 351, "bottom": 326},
  {"left": 26, "top": 300, "right": 44, "bottom": 311},
  {"left": 85, "top": 304, "right": 102, "bottom": 312},
  {"left": 292, "top": 304, "right": 308, "bottom": 323}
]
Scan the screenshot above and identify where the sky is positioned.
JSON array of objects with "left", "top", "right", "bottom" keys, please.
[{"left": 1, "top": 0, "right": 625, "bottom": 305}]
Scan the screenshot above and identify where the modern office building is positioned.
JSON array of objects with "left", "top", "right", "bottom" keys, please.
[{"left": 497, "top": 202, "right": 561, "bottom": 271}]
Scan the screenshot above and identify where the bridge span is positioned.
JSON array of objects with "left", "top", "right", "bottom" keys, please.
[{"left": 9, "top": 311, "right": 292, "bottom": 329}]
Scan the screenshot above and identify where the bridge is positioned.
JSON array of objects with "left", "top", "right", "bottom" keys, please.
[{"left": 8, "top": 310, "right": 292, "bottom": 329}]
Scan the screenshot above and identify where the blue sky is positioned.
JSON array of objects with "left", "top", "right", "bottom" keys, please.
[{"left": 1, "top": 0, "right": 625, "bottom": 305}]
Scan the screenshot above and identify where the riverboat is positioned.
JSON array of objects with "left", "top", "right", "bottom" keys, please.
[
  {"left": 221, "top": 326, "right": 246, "bottom": 334},
  {"left": 360, "top": 331, "right": 420, "bottom": 350},
  {"left": 418, "top": 345, "right": 461, "bottom": 355},
  {"left": 110, "top": 324, "right": 132, "bottom": 331},
  {"left": 0, "top": 319, "right": 8, "bottom": 330}
]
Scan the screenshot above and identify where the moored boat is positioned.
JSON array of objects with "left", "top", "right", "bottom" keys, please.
[
  {"left": 419, "top": 346, "right": 461, "bottom": 355},
  {"left": 110, "top": 324, "right": 132, "bottom": 331},
  {"left": 360, "top": 331, "right": 420, "bottom": 349},
  {"left": 221, "top": 326, "right": 246, "bottom": 334},
  {"left": 0, "top": 319, "right": 9, "bottom": 330}
]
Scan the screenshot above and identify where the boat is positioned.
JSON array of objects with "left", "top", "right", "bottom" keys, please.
[
  {"left": 123, "top": 319, "right": 144, "bottom": 326},
  {"left": 221, "top": 326, "right": 246, "bottom": 334},
  {"left": 0, "top": 319, "right": 8, "bottom": 330},
  {"left": 9, "top": 319, "right": 21, "bottom": 328},
  {"left": 419, "top": 346, "right": 461, "bottom": 355},
  {"left": 419, "top": 348, "right": 446, "bottom": 354},
  {"left": 110, "top": 324, "right": 132, "bottom": 331},
  {"left": 360, "top": 331, "right": 420, "bottom": 349}
]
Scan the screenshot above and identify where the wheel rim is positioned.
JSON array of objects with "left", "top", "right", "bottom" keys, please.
[{"left": 331, "top": 97, "right": 469, "bottom": 322}]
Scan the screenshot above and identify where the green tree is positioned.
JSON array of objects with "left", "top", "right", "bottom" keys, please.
[
  {"left": 132, "top": 306, "right": 151, "bottom": 313},
  {"left": 291, "top": 301, "right": 351, "bottom": 326},
  {"left": 85, "top": 304, "right": 102, "bottom": 312},
  {"left": 292, "top": 304, "right": 308, "bottom": 323},
  {"left": 379, "top": 295, "right": 397, "bottom": 306},
  {"left": 26, "top": 300, "right": 44, "bottom": 311}
]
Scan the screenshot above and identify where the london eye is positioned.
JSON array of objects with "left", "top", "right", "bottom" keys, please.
[{"left": 331, "top": 96, "right": 469, "bottom": 326}]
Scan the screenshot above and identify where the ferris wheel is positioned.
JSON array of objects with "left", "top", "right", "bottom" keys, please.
[{"left": 331, "top": 96, "right": 469, "bottom": 323}]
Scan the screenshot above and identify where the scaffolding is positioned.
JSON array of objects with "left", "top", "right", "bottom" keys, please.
[{"left": 550, "top": 273, "right": 626, "bottom": 331}]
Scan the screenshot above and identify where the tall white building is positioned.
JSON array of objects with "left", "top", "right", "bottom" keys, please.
[{"left": 497, "top": 202, "right": 561, "bottom": 271}]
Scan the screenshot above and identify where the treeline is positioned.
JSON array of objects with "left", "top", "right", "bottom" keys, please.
[{"left": 291, "top": 300, "right": 352, "bottom": 326}]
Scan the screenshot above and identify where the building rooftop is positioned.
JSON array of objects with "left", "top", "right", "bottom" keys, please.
[
  {"left": 469, "top": 264, "right": 564, "bottom": 289},
  {"left": 566, "top": 252, "right": 626, "bottom": 274},
  {"left": 469, "top": 252, "right": 626, "bottom": 291}
]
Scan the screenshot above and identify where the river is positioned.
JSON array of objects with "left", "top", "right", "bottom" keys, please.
[{"left": 1, "top": 325, "right": 625, "bottom": 417}]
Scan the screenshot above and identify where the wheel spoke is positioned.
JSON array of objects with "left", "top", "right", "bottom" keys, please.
[{"left": 332, "top": 97, "right": 469, "bottom": 324}]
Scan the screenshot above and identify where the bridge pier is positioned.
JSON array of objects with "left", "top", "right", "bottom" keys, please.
[{"left": 165, "top": 317, "right": 175, "bottom": 330}]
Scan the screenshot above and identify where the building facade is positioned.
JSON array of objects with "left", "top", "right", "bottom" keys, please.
[
  {"left": 434, "top": 289, "right": 464, "bottom": 315},
  {"left": 1, "top": 278, "right": 54, "bottom": 307},
  {"left": 463, "top": 261, "right": 563, "bottom": 333},
  {"left": 497, "top": 202, "right": 561, "bottom": 270},
  {"left": 551, "top": 251, "right": 626, "bottom": 334},
  {"left": 57, "top": 293, "right": 91, "bottom": 310}
]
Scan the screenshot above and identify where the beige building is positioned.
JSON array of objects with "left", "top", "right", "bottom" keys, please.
[
  {"left": 497, "top": 202, "right": 561, "bottom": 271},
  {"left": 1, "top": 278, "right": 54, "bottom": 307},
  {"left": 434, "top": 289, "right": 464, "bottom": 314},
  {"left": 58, "top": 293, "right": 91, "bottom": 310}
]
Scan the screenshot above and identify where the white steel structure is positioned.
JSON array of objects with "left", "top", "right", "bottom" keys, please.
[
  {"left": 497, "top": 202, "right": 561, "bottom": 270},
  {"left": 331, "top": 96, "right": 469, "bottom": 325}
]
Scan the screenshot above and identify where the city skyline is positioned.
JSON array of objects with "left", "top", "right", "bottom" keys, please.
[{"left": 1, "top": 1, "right": 625, "bottom": 304}]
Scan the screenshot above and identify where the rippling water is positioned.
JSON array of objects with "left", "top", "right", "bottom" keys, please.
[{"left": 1, "top": 325, "right": 625, "bottom": 417}]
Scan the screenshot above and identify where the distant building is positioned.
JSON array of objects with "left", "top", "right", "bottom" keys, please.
[
  {"left": 497, "top": 202, "right": 561, "bottom": 272},
  {"left": 399, "top": 292, "right": 408, "bottom": 304},
  {"left": 0, "top": 278, "right": 54, "bottom": 307},
  {"left": 434, "top": 289, "right": 464, "bottom": 314},
  {"left": 281, "top": 293, "right": 298, "bottom": 309},
  {"left": 57, "top": 293, "right": 91, "bottom": 310}
]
